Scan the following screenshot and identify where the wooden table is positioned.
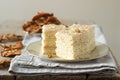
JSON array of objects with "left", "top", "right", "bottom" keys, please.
[{"left": 0, "top": 66, "right": 120, "bottom": 80}]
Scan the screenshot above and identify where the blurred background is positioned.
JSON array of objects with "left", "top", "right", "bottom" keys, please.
[{"left": 0, "top": 0, "right": 120, "bottom": 64}]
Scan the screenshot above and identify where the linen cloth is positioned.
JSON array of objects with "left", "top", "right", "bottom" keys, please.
[{"left": 8, "top": 25, "right": 118, "bottom": 74}]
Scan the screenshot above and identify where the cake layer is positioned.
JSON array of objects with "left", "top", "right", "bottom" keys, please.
[
  {"left": 42, "top": 46, "right": 56, "bottom": 55},
  {"left": 42, "top": 38, "right": 56, "bottom": 46}
]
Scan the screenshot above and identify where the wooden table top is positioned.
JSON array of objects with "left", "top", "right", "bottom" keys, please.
[{"left": 0, "top": 66, "right": 120, "bottom": 80}]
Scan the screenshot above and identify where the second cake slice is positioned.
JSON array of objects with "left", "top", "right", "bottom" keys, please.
[{"left": 42, "top": 24, "right": 66, "bottom": 57}]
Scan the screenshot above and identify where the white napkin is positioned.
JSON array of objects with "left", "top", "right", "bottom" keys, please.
[{"left": 8, "top": 25, "right": 118, "bottom": 74}]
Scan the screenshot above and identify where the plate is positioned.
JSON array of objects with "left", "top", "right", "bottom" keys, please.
[{"left": 26, "top": 41, "right": 109, "bottom": 62}]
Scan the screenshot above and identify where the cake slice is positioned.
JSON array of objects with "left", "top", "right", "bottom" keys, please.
[
  {"left": 55, "top": 24, "right": 95, "bottom": 60},
  {"left": 42, "top": 24, "right": 66, "bottom": 57}
]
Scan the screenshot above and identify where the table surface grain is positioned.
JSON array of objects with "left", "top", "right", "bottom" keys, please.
[{"left": 0, "top": 66, "right": 120, "bottom": 80}]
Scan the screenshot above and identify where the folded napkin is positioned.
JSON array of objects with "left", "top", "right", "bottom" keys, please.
[{"left": 9, "top": 25, "right": 118, "bottom": 74}]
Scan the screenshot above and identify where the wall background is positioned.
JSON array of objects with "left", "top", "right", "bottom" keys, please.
[{"left": 0, "top": 0, "right": 120, "bottom": 64}]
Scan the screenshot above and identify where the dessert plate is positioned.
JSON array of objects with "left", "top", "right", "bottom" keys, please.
[{"left": 26, "top": 41, "right": 109, "bottom": 62}]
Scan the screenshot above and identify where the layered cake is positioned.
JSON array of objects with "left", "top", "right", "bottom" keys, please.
[
  {"left": 42, "top": 24, "right": 66, "bottom": 57},
  {"left": 55, "top": 24, "right": 95, "bottom": 60}
]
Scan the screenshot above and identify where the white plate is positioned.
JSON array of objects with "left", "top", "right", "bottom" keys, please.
[{"left": 26, "top": 41, "right": 109, "bottom": 62}]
